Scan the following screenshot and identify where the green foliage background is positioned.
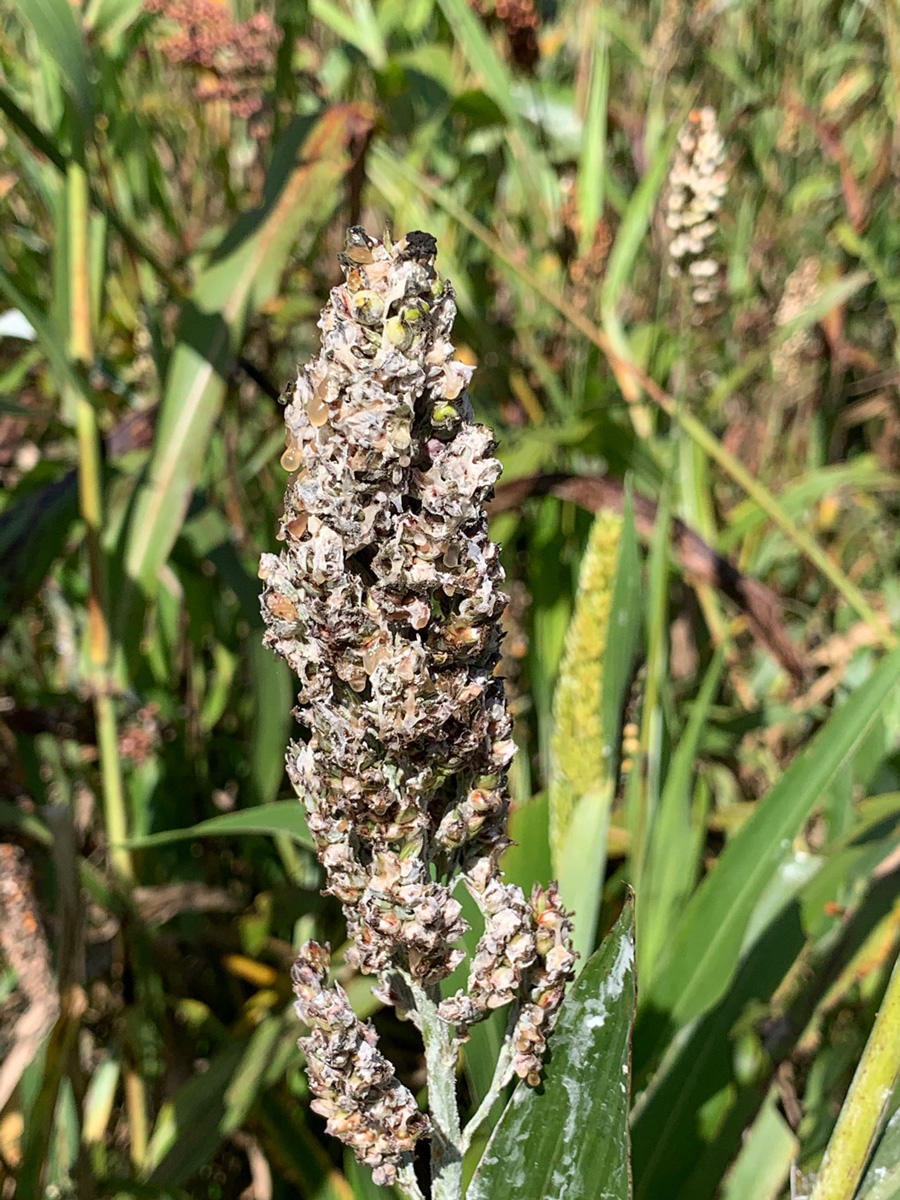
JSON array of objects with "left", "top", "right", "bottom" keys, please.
[{"left": 2, "top": 0, "right": 900, "bottom": 1196}]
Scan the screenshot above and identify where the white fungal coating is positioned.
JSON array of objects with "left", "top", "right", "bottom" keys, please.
[{"left": 261, "top": 229, "right": 517, "bottom": 984}]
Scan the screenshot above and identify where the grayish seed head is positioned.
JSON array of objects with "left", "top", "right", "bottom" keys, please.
[{"left": 263, "top": 232, "right": 576, "bottom": 1170}]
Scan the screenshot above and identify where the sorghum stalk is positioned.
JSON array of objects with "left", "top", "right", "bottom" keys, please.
[{"left": 260, "top": 228, "right": 576, "bottom": 1195}]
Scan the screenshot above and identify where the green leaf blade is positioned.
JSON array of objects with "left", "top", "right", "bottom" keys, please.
[
  {"left": 122, "top": 106, "right": 369, "bottom": 597},
  {"left": 648, "top": 644, "right": 900, "bottom": 1032},
  {"left": 122, "top": 802, "right": 313, "bottom": 850},
  {"left": 10, "top": 0, "right": 94, "bottom": 124}
]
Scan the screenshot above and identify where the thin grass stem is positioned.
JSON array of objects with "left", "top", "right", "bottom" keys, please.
[
  {"left": 68, "top": 162, "right": 132, "bottom": 883},
  {"left": 123, "top": 1068, "right": 149, "bottom": 1167}
]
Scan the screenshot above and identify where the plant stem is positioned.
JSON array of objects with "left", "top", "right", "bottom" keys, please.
[
  {"left": 94, "top": 691, "right": 131, "bottom": 878},
  {"left": 68, "top": 162, "right": 132, "bottom": 883},
  {"left": 375, "top": 145, "right": 896, "bottom": 650},
  {"left": 460, "top": 1029, "right": 516, "bottom": 1155},
  {"left": 809, "top": 945, "right": 900, "bottom": 1200},
  {"left": 412, "top": 983, "right": 463, "bottom": 1200},
  {"left": 395, "top": 1162, "right": 427, "bottom": 1200}
]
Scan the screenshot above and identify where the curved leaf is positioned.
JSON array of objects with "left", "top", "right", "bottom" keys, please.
[
  {"left": 10, "top": 0, "right": 93, "bottom": 123},
  {"left": 123, "top": 802, "right": 313, "bottom": 850}
]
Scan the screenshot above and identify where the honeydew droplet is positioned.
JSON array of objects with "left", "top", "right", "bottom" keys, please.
[
  {"left": 409, "top": 604, "right": 430, "bottom": 630},
  {"left": 345, "top": 245, "right": 374, "bottom": 265},
  {"left": 307, "top": 386, "right": 329, "bottom": 427},
  {"left": 362, "top": 645, "right": 389, "bottom": 675},
  {"left": 280, "top": 445, "right": 303, "bottom": 471}
]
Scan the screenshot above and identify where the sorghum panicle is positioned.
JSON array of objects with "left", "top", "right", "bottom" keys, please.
[
  {"left": 665, "top": 106, "right": 728, "bottom": 304},
  {"left": 260, "top": 229, "right": 576, "bottom": 1177},
  {"left": 260, "top": 228, "right": 514, "bottom": 985}
]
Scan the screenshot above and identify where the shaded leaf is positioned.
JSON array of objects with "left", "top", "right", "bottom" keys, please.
[
  {"left": 859, "top": 1102, "right": 900, "bottom": 1200},
  {"left": 720, "top": 1091, "right": 798, "bottom": 1200},
  {"left": 249, "top": 641, "right": 293, "bottom": 807},
  {"left": 123, "top": 802, "right": 313, "bottom": 850},
  {"left": 0, "top": 467, "right": 79, "bottom": 633},
  {"left": 145, "top": 1018, "right": 285, "bottom": 1185},
  {"left": 0, "top": 263, "right": 86, "bottom": 398},
  {"left": 632, "top": 902, "right": 806, "bottom": 1200},
  {"left": 502, "top": 793, "right": 552, "bottom": 898}
]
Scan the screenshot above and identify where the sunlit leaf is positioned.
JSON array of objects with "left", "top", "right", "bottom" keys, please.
[
  {"left": 647, "top": 644, "right": 900, "bottom": 1032},
  {"left": 121, "top": 106, "right": 372, "bottom": 599}
]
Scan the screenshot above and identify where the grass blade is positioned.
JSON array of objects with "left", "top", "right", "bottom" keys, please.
[
  {"left": 720, "top": 1090, "right": 798, "bottom": 1200},
  {"left": 9, "top": 0, "right": 93, "bottom": 124},
  {"left": 639, "top": 650, "right": 725, "bottom": 990},
  {"left": 576, "top": 28, "right": 609, "bottom": 259},
  {"left": 647, "top": 644, "right": 900, "bottom": 1032},
  {"left": 122, "top": 802, "right": 313, "bottom": 850}
]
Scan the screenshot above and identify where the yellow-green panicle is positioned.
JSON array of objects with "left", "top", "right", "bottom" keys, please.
[{"left": 549, "top": 510, "right": 623, "bottom": 871}]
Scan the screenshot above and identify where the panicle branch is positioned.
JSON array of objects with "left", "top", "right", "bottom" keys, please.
[{"left": 292, "top": 942, "right": 430, "bottom": 1186}]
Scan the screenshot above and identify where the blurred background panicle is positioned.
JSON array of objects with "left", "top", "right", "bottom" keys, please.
[{"left": 1, "top": 0, "right": 900, "bottom": 1197}]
